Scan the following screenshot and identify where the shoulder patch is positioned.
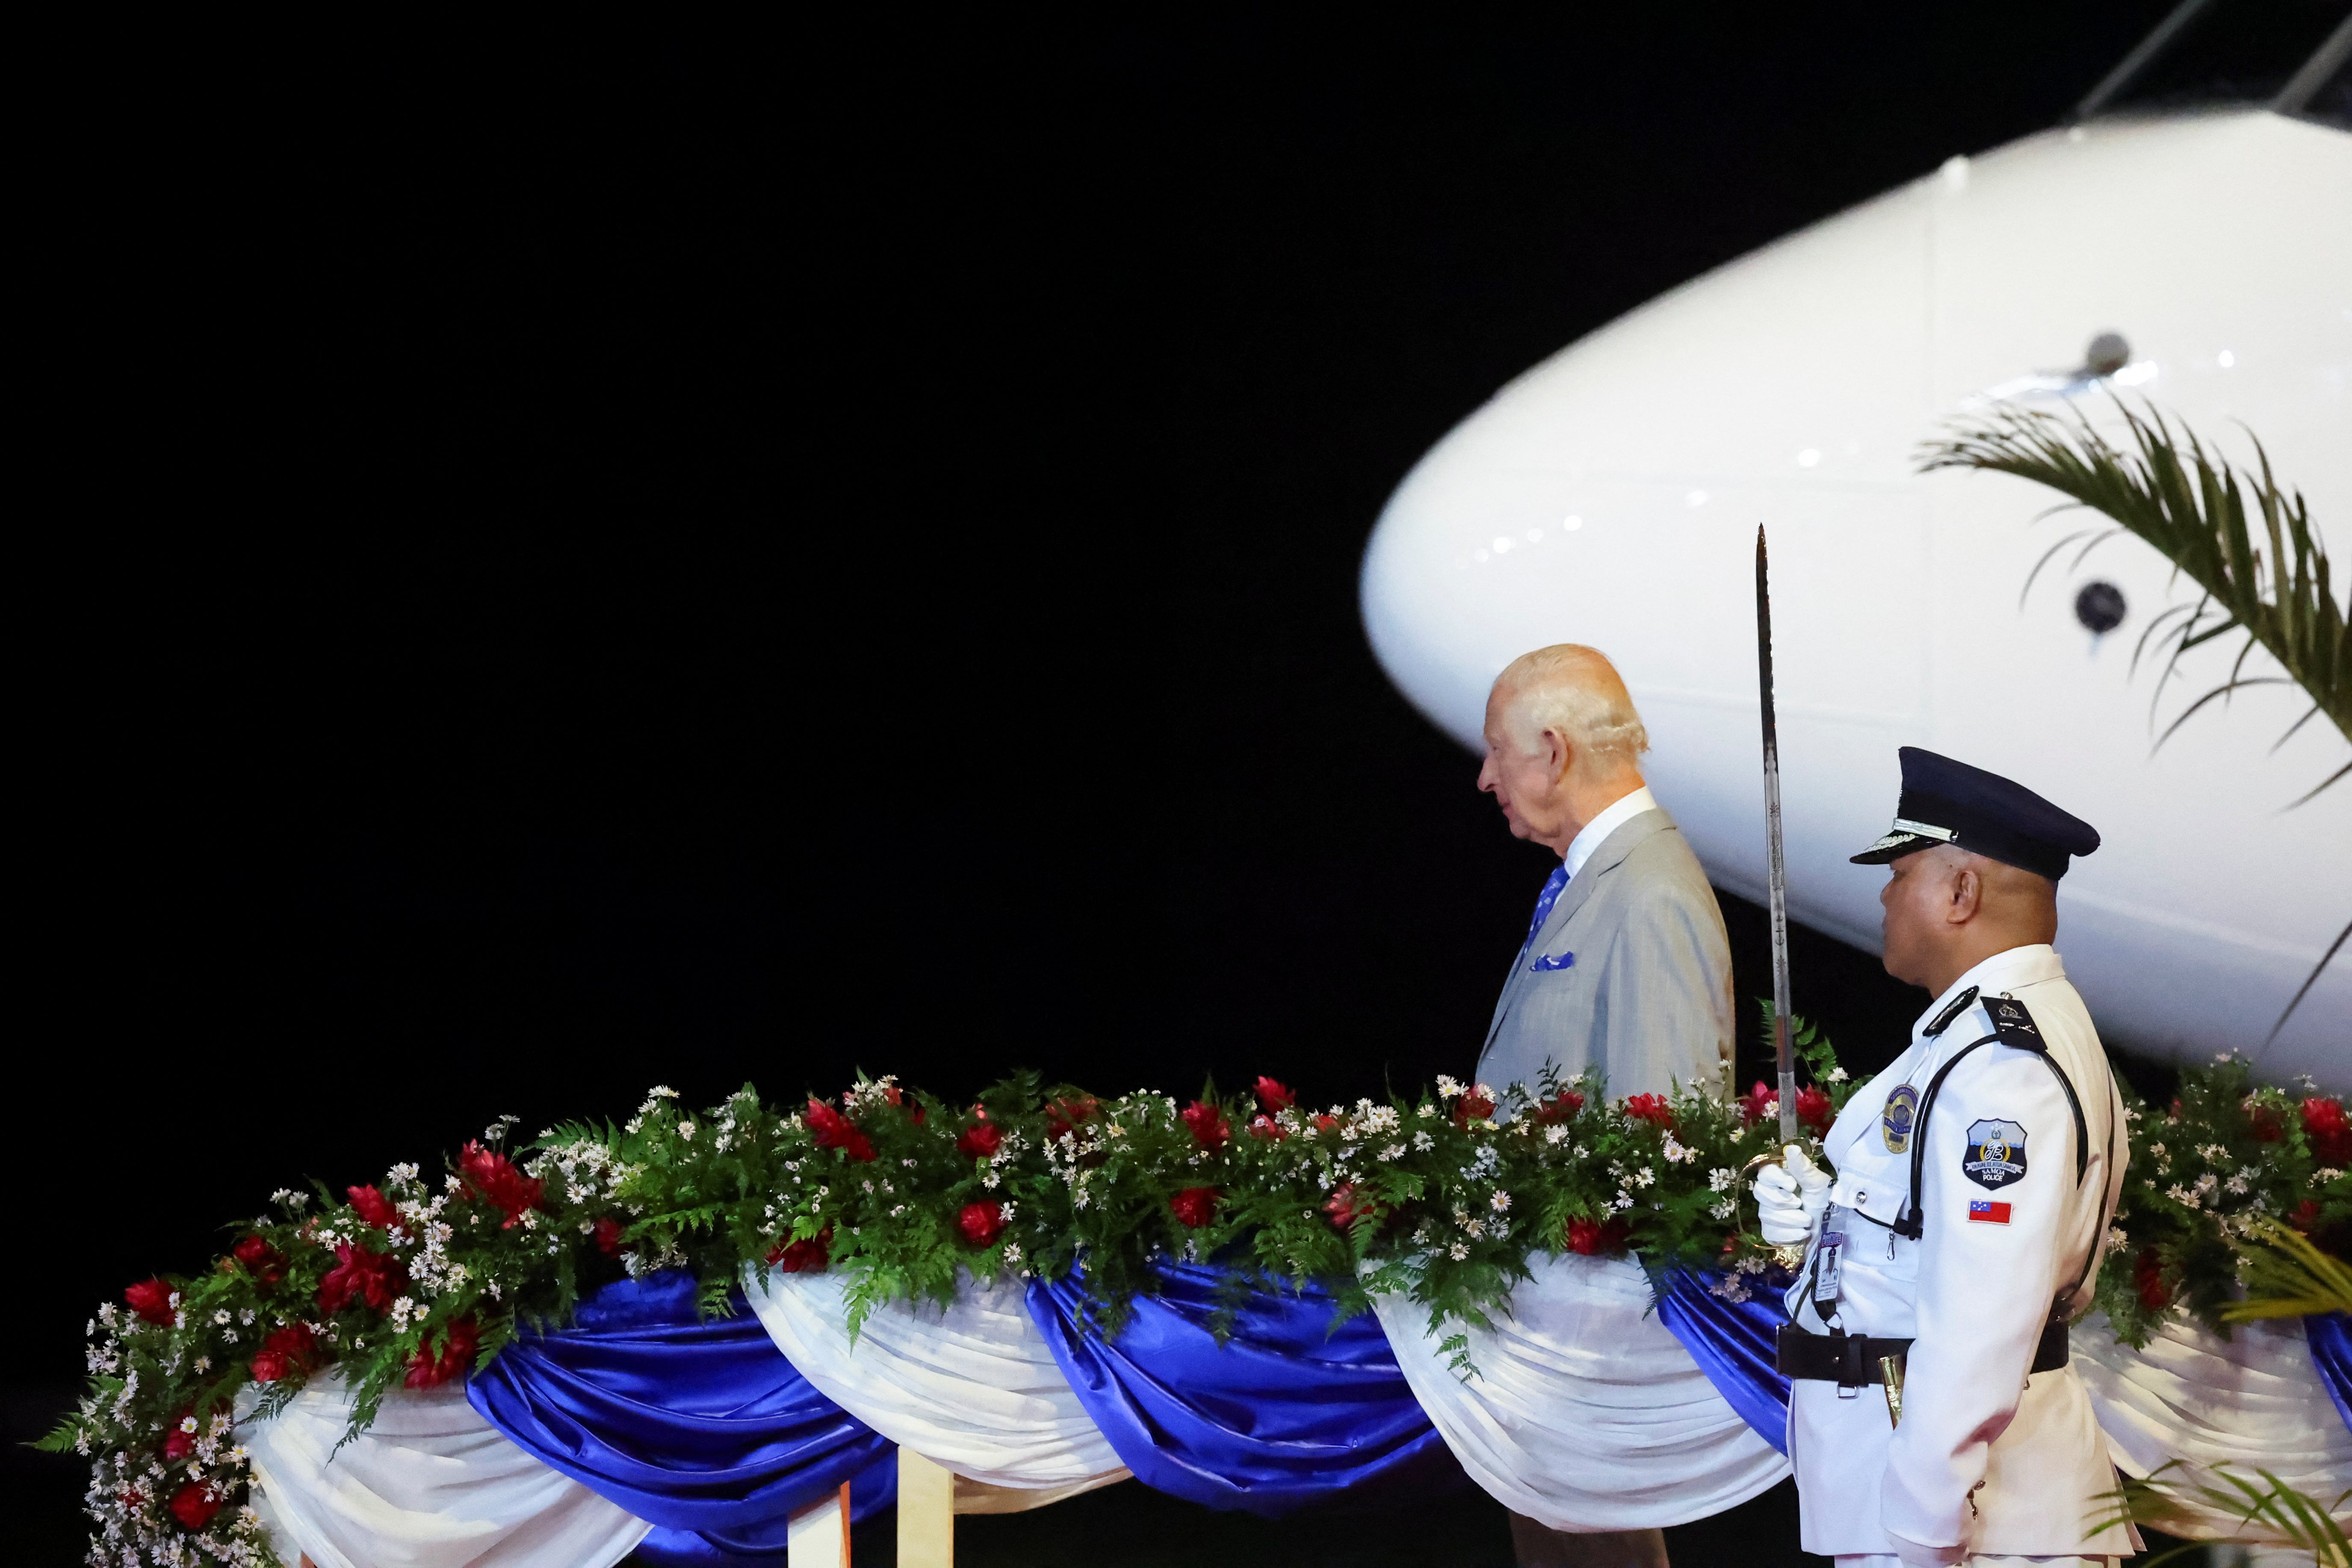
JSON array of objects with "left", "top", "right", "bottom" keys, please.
[
  {"left": 1984, "top": 994, "right": 2045, "bottom": 1052},
  {"left": 1963, "top": 1118, "right": 2029, "bottom": 1189}
]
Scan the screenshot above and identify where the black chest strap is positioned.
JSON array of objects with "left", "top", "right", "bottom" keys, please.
[
  {"left": 1892, "top": 1034, "right": 2089, "bottom": 1237},
  {"left": 1888, "top": 995, "right": 2117, "bottom": 1312}
]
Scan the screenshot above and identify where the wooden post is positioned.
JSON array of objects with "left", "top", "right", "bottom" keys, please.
[
  {"left": 896, "top": 1447, "right": 956, "bottom": 1568},
  {"left": 786, "top": 1479, "right": 852, "bottom": 1567}
]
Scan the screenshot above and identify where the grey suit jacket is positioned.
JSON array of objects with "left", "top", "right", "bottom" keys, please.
[{"left": 1474, "top": 807, "right": 1734, "bottom": 1105}]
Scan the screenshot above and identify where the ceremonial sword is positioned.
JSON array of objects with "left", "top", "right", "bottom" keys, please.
[
  {"left": 1756, "top": 525, "right": 1799, "bottom": 1149},
  {"left": 1760, "top": 530, "right": 1890, "bottom": 1409}
]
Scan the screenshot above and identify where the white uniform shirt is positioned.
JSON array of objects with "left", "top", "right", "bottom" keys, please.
[{"left": 1785, "top": 945, "right": 2133, "bottom": 1563}]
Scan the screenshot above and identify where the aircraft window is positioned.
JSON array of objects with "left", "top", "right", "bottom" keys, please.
[
  {"left": 2075, "top": 0, "right": 2351, "bottom": 127},
  {"left": 2075, "top": 582, "right": 2128, "bottom": 637}
]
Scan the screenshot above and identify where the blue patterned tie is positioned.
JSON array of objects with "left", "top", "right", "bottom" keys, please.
[{"left": 1522, "top": 865, "right": 1569, "bottom": 950}]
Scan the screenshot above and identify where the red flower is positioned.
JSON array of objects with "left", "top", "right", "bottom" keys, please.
[
  {"left": 2133, "top": 1248, "right": 2170, "bottom": 1311},
  {"left": 162, "top": 1426, "right": 195, "bottom": 1462},
  {"left": 957, "top": 1201, "right": 1006, "bottom": 1248},
  {"left": 877, "top": 1083, "right": 903, "bottom": 1107},
  {"left": 125, "top": 1278, "right": 176, "bottom": 1326},
  {"left": 1566, "top": 1217, "right": 1631, "bottom": 1256},
  {"left": 249, "top": 1323, "right": 317, "bottom": 1384},
  {"left": 168, "top": 1482, "right": 220, "bottom": 1531},
  {"left": 1324, "top": 1181, "right": 1383, "bottom": 1231},
  {"left": 593, "top": 1216, "right": 626, "bottom": 1257},
  {"left": 404, "top": 1316, "right": 481, "bottom": 1389},
  {"left": 317, "top": 1242, "right": 406, "bottom": 1315},
  {"left": 1794, "top": 1086, "right": 1834, "bottom": 1137},
  {"left": 2290, "top": 1199, "right": 2324, "bottom": 1233},
  {"left": 1453, "top": 1091, "right": 1495, "bottom": 1128},
  {"left": 956, "top": 1115, "right": 1004, "bottom": 1160},
  {"left": 230, "top": 1235, "right": 284, "bottom": 1286},
  {"left": 909, "top": 1105, "right": 927, "bottom": 1125},
  {"left": 767, "top": 1225, "right": 833, "bottom": 1272},
  {"left": 2246, "top": 1100, "right": 2284, "bottom": 1142},
  {"left": 348, "top": 1184, "right": 404, "bottom": 1234},
  {"left": 804, "top": 1098, "right": 878, "bottom": 1163},
  {"left": 1736, "top": 1081, "right": 1776, "bottom": 1127},
  {"left": 1044, "top": 1096, "right": 1099, "bottom": 1141},
  {"left": 1623, "top": 1094, "right": 1674, "bottom": 1130},
  {"left": 1253, "top": 1077, "right": 1295, "bottom": 1113},
  {"left": 1314, "top": 1113, "right": 1342, "bottom": 1133},
  {"left": 1181, "top": 1101, "right": 1230, "bottom": 1151},
  {"left": 1247, "top": 1113, "right": 1287, "bottom": 1141},
  {"left": 2302, "top": 1098, "right": 2352, "bottom": 1166},
  {"left": 458, "top": 1141, "right": 547, "bottom": 1228},
  {"left": 1170, "top": 1187, "right": 1221, "bottom": 1228},
  {"left": 1534, "top": 1090, "right": 1584, "bottom": 1125}
]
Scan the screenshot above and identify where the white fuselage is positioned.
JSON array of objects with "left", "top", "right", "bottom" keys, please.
[{"left": 1361, "top": 110, "right": 2352, "bottom": 1087}]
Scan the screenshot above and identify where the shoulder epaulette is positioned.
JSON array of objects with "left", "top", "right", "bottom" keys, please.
[{"left": 1984, "top": 993, "right": 2045, "bottom": 1053}]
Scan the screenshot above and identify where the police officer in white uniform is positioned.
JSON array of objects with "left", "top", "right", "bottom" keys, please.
[{"left": 1752, "top": 748, "right": 2135, "bottom": 1567}]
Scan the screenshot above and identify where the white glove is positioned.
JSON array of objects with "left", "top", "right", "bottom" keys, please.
[{"left": 1752, "top": 1144, "right": 1832, "bottom": 1246}]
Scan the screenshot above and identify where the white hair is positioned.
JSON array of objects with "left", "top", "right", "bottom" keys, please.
[{"left": 1494, "top": 644, "right": 1649, "bottom": 772}]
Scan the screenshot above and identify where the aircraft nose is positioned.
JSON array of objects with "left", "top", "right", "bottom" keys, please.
[{"left": 1361, "top": 112, "right": 2352, "bottom": 1080}]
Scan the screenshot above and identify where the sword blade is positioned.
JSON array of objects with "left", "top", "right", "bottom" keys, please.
[{"left": 1758, "top": 526, "right": 1798, "bottom": 1146}]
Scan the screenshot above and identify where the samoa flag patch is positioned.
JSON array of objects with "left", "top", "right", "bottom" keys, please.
[
  {"left": 1964, "top": 1118, "right": 2028, "bottom": 1189},
  {"left": 1968, "top": 1200, "right": 2012, "bottom": 1224}
]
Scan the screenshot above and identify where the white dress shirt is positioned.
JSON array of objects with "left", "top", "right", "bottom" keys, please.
[{"left": 1563, "top": 785, "right": 1658, "bottom": 880}]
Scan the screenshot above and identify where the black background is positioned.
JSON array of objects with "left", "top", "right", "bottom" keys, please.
[{"left": 21, "top": 6, "right": 2290, "bottom": 1557}]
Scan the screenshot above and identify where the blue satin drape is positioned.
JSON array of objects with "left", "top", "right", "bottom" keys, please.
[
  {"left": 467, "top": 1270, "right": 895, "bottom": 1567},
  {"left": 1652, "top": 1268, "right": 1793, "bottom": 1455},
  {"left": 1026, "top": 1260, "right": 1466, "bottom": 1515},
  {"left": 2305, "top": 1312, "right": 2352, "bottom": 1434}
]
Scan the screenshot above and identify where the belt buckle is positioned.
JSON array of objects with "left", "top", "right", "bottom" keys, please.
[{"left": 1835, "top": 1332, "right": 1866, "bottom": 1397}]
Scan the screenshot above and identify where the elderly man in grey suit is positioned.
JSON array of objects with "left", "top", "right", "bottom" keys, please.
[{"left": 1474, "top": 644, "right": 1735, "bottom": 1568}]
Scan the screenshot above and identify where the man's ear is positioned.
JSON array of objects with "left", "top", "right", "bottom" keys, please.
[
  {"left": 1543, "top": 727, "right": 1575, "bottom": 785},
  {"left": 1947, "top": 865, "right": 1983, "bottom": 926}
]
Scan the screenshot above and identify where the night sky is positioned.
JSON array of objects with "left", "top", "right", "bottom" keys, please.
[{"left": 22, "top": 5, "right": 2288, "bottom": 1551}]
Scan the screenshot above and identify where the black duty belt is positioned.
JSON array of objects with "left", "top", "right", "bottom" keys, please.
[{"left": 1778, "top": 1318, "right": 2069, "bottom": 1387}]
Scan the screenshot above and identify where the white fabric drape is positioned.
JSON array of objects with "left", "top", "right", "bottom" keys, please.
[
  {"left": 2073, "top": 1311, "right": 2352, "bottom": 1544},
  {"left": 1376, "top": 1252, "right": 1791, "bottom": 1532},
  {"left": 236, "top": 1374, "right": 651, "bottom": 1568},
  {"left": 741, "top": 1265, "right": 1128, "bottom": 1493},
  {"left": 228, "top": 1276, "right": 2352, "bottom": 1565}
]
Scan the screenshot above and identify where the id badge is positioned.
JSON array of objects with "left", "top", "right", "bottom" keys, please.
[{"left": 1811, "top": 1204, "right": 1847, "bottom": 1315}]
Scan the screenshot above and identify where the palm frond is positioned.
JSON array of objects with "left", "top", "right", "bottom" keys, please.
[
  {"left": 2222, "top": 1213, "right": 2352, "bottom": 1322},
  {"left": 1919, "top": 402, "right": 2350, "bottom": 801},
  {"left": 2093, "top": 1461, "right": 2352, "bottom": 1565}
]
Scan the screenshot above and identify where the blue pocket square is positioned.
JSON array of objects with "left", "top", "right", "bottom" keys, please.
[{"left": 1528, "top": 951, "right": 1575, "bottom": 972}]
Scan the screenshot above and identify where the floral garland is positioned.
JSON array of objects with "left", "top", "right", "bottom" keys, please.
[
  {"left": 46, "top": 1015, "right": 2343, "bottom": 1567},
  {"left": 2096, "top": 1052, "right": 2351, "bottom": 1344}
]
